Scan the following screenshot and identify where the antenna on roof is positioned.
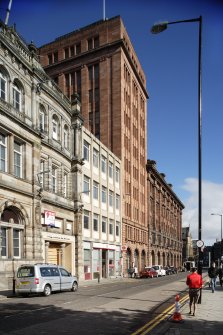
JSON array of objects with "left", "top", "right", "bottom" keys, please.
[
  {"left": 103, "top": 0, "right": 106, "bottom": 21},
  {"left": 5, "top": 0, "right": 13, "bottom": 25}
]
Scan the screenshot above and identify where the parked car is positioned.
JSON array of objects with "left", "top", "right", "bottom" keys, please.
[
  {"left": 15, "top": 263, "right": 78, "bottom": 297},
  {"left": 169, "top": 266, "right": 178, "bottom": 274},
  {"left": 164, "top": 266, "right": 172, "bottom": 275},
  {"left": 152, "top": 265, "right": 166, "bottom": 276},
  {"left": 139, "top": 267, "right": 158, "bottom": 278}
]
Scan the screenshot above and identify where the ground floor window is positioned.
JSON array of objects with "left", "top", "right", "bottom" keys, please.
[
  {"left": 84, "top": 249, "right": 91, "bottom": 280},
  {"left": 0, "top": 226, "right": 22, "bottom": 259}
]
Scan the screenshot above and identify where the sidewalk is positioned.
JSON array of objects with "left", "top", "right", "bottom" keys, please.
[{"left": 151, "top": 283, "right": 223, "bottom": 335}]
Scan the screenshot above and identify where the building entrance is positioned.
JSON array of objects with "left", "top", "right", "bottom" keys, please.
[{"left": 102, "top": 250, "right": 107, "bottom": 278}]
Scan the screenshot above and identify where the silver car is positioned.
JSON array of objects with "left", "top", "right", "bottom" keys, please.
[{"left": 15, "top": 263, "right": 78, "bottom": 296}]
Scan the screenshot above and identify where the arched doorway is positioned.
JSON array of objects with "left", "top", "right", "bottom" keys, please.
[
  {"left": 126, "top": 247, "right": 131, "bottom": 272},
  {"left": 134, "top": 249, "right": 139, "bottom": 268},
  {"left": 151, "top": 250, "right": 155, "bottom": 265},
  {"left": 141, "top": 250, "right": 146, "bottom": 270}
]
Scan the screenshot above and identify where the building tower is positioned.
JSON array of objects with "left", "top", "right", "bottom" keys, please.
[{"left": 39, "top": 16, "right": 149, "bottom": 274}]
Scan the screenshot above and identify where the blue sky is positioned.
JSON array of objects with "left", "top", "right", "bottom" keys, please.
[{"left": 1, "top": 0, "right": 223, "bottom": 246}]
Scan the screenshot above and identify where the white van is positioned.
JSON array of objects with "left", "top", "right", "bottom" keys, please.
[
  {"left": 152, "top": 265, "right": 166, "bottom": 276},
  {"left": 15, "top": 263, "right": 78, "bottom": 297}
]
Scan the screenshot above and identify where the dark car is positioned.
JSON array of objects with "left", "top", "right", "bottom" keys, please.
[
  {"left": 164, "top": 266, "right": 172, "bottom": 275},
  {"left": 139, "top": 267, "right": 158, "bottom": 278},
  {"left": 169, "top": 266, "right": 178, "bottom": 274}
]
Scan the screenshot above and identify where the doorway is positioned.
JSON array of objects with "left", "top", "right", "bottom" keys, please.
[{"left": 102, "top": 250, "right": 107, "bottom": 278}]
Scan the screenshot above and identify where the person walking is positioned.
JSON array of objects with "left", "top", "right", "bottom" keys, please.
[
  {"left": 208, "top": 262, "right": 219, "bottom": 293},
  {"left": 186, "top": 267, "right": 203, "bottom": 316},
  {"left": 218, "top": 263, "right": 223, "bottom": 287}
]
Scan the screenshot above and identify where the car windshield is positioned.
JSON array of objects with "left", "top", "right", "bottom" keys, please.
[{"left": 153, "top": 266, "right": 159, "bottom": 270}]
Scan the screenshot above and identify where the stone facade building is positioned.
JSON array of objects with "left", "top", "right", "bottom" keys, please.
[
  {"left": 0, "top": 21, "right": 121, "bottom": 289},
  {"left": 146, "top": 160, "right": 184, "bottom": 268},
  {"left": 38, "top": 16, "right": 149, "bottom": 275}
]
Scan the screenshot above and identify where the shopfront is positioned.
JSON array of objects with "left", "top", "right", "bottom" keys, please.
[{"left": 83, "top": 241, "right": 122, "bottom": 280}]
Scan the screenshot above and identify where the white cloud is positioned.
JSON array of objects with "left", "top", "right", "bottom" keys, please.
[{"left": 182, "top": 178, "right": 223, "bottom": 246}]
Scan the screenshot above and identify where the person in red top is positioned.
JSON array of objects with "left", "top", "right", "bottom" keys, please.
[{"left": 186, "top": 267, "right": 203, "bottom": 316}]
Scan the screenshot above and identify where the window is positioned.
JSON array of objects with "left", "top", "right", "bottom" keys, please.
[
  {"left": 75, "top": 43, "right": 81, "bottom": 55},
  {"left": 109, "top": 219, "right": 114, "bottom": 235},
  {"left": 93, "top": 148, "right": 99, "bottom": 168},
  {"left": 1, "top": 227, "right": 7, "bottom": 257},
  {"left": 52, "top": 115, "right": 59, "bottom": 140},
  {"left": 109, "top": 190, "right": 113, "bottom": 208},
  {"left": 1, "top": 227, "right": 22, "bottom": 259},
  {"left": 83, "top": 175, "right": 90, "bottom": 193},
  {"left": 64, "top": 47, "right": 69, "bottom": 59},
  {"left": 39, "top": 111, "right": 45, "bottom": 132},
  {"left": 39, "top": 160, "right": 45, "bottom": 188},
  {"left": 52, "top": 165, "right": 57, "bottom": 193},
  {"left": 93, "top": 181, "right": 99, "bottom": 200},
  {"left": 116, "top": 222, "right": 120, "bottom": 237},
  {"left": 101, "top": 186, "right": 107, "bottom": 204},
  {"left": 0, "top": 71, "right": 7, "bottom": 100},
  {"left": 14, "top": 141, "right": 22, "bottom": 178},
  {"left": 48, "top": 54, "right": 52, "bottom": 65},
  {"left": 53, "top": 51, "right": 58, "bottom": 63},
  {"left": 101, "top": 155, "right": 107, "bottom": 174},
  {"left": 0, "top": 133, "right": 7, "bottom": 172},
  {"left": 13, "top": 229, "right": 20, "bottom": 257},
  {"left": 64, "top": 126, "right": 69, "bottom": 149},
  {"left": 93, "top": 214, "right": 99, "bottom": 231},
  {"left": 102, "top": 217, "right": 107, "bottom": 233},
  {"left": 116, "top": 194, "right": 120, "bottom": 211},
  {"left": 12, "top": 83, "right": 21, "bottom": 111},
  {"left": 83, "top": 140, "right": 90, "bottom": 162},
  {"left": 115, "top": 167, "right": 120, "bottom": 184},
  {"left": 84, "top": 210, "right": 90, "bottom": 230},
  {"left": 64, "top": 172, "right": 68, "bottom": 197},
  {"left": 109, "top": 161, "right": 113, "bottom": 179}
]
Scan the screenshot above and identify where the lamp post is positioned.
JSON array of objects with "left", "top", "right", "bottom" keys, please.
[
  {"left": 151, "top": 16, "right": 203, "bottom": 301},
  {"left": 211, "top": 213, "right": 223, "bottom": 264}
]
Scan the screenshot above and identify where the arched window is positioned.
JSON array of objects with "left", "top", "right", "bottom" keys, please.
[
  {"left": 12, "top": 81, "right": 22, "bottom": 111},
  {"left": 39, "top": 105, "right": 46, "bottom": 132},
  {"left": 63, "top": 124, "right": 69, "bottom": 149},
  {"left": 0, "top": 70, "right": 7, "bottom": 101},
  {"left": 52, "top": 114, "right": 60, "bottom": 140},
  {"left": 0, "top": 206, "right": 24, "bottom": 259}
]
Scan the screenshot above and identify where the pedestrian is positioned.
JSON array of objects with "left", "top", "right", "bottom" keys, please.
[
  {"left": 186, "top": 267, "right": 203, "bottom": 316},
  {"left": 218, "top": 263, "right": 223, "bottom": 287},
  {"left": 208, "top": 262, "right": 219, "bottom": 293}
]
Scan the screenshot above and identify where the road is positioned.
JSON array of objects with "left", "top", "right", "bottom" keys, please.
[{"left": 0, "top": 272, "right": 189, "bottom": 335}]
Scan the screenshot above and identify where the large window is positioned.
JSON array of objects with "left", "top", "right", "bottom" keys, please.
[
  {"left": 14, "top": 141, "right": 22, "bottom": 178},
  {"left": 12, "top": 83, "right": 21, "bottom": 111},
  {"left": 109, "top": 219, "right": 114, "bottom": 235},
  {"left": 109, "top": 161, "right": 113, "bottom": 179},
  {"left": 93, "top": 214, "right": 99, "bottom": 231},
  {"left": 109, "top": 190, "right": 113, "bottom": 208},
  {"left": 0, "top": 133, "right": 7, "bottom": 172},
  {"left": 52, "top": 165, "right": 57, "bottom": 193},
  {"left": 52, "top": 115, "right": 59, "bottom": 140},
  {"left": 102, "top": 186, "right": 107, "bottom": 204},
  {"left": 1, "top": 227, "right": 7, "bottom": 257},
  {"left": 0, "top": 71, "right": 7, "bottom": 100},
  {"left": 84, "top": 210, "right": 90, "bottom": 230},
  {"left": 13, "top": 229, "right": 20, "bottom": 257},
  {"left": 115, "top": 167, "right": 120, "bottom": 184},
  {"left": 102, "top": 217, "right": 107, "bottom": 233},
  {"left": 83, "top": 140, "right": 90, "bottom": 162},
  {"left": 93, "top": 148, "right": 99, "bottom": 168},
  {"left": 101, "top": 155, "right": 107, "bottom": 174},
  {"left": 64, "top": 125, "right": 69, "bottom": 149},
  {"left": 93, "top": 181, "right": 99, "bottom": 200},
  {"left": 83, "top": 175, "right": 90, "bottom": 193}
]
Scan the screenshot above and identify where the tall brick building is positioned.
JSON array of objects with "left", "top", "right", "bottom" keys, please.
[{"left": 39, "top": 16, "right": 149, "bottom": 274}]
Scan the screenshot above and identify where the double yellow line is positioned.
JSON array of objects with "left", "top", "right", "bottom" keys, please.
[{"left": 131, "top": 295, "right": 189, "bottom": 335}]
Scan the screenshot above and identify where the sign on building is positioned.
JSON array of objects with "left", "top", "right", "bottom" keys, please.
[{"left": 44, "top": 210, "right": 55, "bottom": 226}]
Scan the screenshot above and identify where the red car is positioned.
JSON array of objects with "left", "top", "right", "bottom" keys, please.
[{"left": 139, "top": 267, "right": 159, "bottom": 278}]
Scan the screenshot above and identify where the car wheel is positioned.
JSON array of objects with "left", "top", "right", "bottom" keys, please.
[
  {"left": 43, "top": 284, "right": 51, "bottom": 296},
  {"left": 71, "top": 281, "right": 78, "bottom": 292}
]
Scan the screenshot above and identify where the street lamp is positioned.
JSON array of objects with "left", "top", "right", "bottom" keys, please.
[
  {"left": 151, "top": 16, "right": 203, "bottom": 272},
  {"left": 211, "top": 213, "right": 223, "bottom": 264}
]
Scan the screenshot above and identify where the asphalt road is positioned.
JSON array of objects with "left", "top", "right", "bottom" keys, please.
[{"left": 0, "top": 272, "right": 189, "bottom": 335}]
